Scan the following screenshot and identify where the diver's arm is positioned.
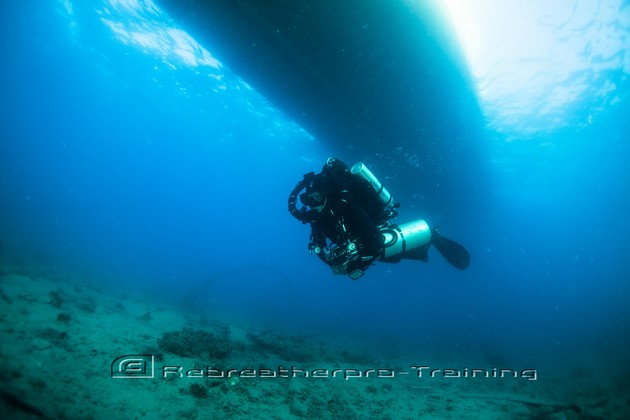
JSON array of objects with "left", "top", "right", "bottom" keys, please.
[{"left": 309, "top": 224, "right": 333, "bottom": 267}]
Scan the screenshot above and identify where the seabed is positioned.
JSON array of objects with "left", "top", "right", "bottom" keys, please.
[{"left": 0, "top": 252, "right": 628, "bottom": 419}]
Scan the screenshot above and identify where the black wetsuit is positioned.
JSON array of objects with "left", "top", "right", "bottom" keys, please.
[
  {"left": 289, "top": 158, "right": 471, "bottom": 275},
  {"left": 306, "top": 159, "right": 385, "bottom": 273}
]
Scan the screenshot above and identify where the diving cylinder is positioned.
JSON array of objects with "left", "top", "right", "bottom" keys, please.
[
  {"left": 350, "top": 162, "right": 393, "bottom": 209},
  {"left": 380, "top": 219, "right": 431, "bottom": 259}
]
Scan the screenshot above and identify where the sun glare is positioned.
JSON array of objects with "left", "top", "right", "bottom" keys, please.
[{"left": 423, "top": 0, "right": 629, "bottom": 140}]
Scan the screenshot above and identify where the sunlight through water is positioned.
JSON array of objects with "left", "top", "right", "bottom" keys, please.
[
  {"left": 57, "top": 0, "right": 314, "bottom": 141},
  {"left": 98, "top": 0, "right": 223, "bottom": 70},
  {"left": 426, "top": 0, "right": 629, "bottom": 140}
]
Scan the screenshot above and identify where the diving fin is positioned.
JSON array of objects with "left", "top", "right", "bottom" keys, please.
[{"left": 431, "top": 228, "right": 470, "bottom": 270}]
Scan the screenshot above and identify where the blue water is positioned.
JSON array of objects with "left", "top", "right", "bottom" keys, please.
[{"left": 1, "top": 0, "right": 629, "bottom": 384}]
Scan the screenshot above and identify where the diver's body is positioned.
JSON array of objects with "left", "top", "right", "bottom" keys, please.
[
  {"left": 288, "top": 157, "right": 470, "bottom": 279},
  {"left": 290, "top": 158, "right": 385, "bottom": 277}
]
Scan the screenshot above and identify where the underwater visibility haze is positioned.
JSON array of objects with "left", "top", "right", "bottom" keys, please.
[{"left": 1, "top": 0, "right": 629, "bottom": 418}]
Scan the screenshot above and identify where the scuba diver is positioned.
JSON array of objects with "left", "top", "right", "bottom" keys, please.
[{"left": 288, "top": 158, "right": 470, "bottom": 280}]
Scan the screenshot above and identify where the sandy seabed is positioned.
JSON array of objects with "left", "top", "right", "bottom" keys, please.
[{"left": 1, "top": 254, "right": 628, "bottom": 419}]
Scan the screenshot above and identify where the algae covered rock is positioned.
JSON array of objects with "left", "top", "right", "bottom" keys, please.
[{"left": 158, "top": 327, "right": 231, "bottom": 359}]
